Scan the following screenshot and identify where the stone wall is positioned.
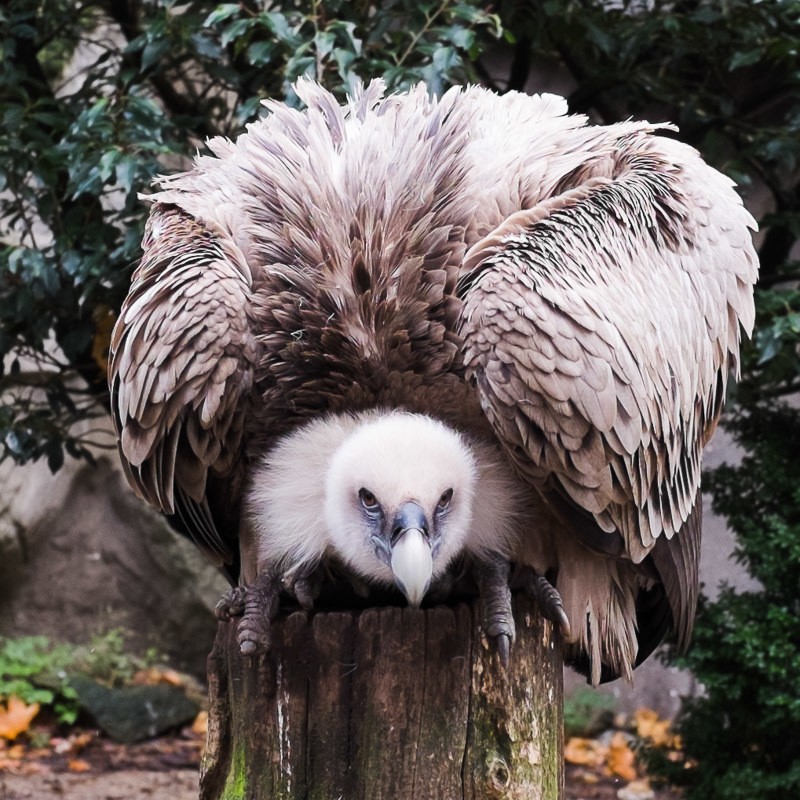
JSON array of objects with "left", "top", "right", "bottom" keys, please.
[{"left": 0, "top": 424, "right": 228, "bottom": 677}]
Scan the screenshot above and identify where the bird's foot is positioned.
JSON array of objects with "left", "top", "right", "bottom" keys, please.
[
  {"left": 214, "top": 586, "right": 247, "bottom": 620},
  {"left": 516, "top": 567, "right": 571, "bottom": 639},
  {"left": 474, "top": 554, "right": 515, "bottom": 668},
  {"left": 215, "top": 572, "right": 281, "bottom": 656},
  {"left": 281, "top": 564, "right": 323, "bottom": 611}
]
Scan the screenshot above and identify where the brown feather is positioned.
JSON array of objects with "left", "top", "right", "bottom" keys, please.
[{"left": 110, "top": 80, "right": 756, "bottom": 681}]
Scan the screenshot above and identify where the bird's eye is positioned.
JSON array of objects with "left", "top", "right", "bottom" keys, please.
[
  {"left": 359, "top": 488, "right": 379, "bottom": 510},
  {"left": 437, "top": 488, "right": 453, "bottom": 511}
]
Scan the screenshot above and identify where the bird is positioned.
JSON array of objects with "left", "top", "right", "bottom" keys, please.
[{"left": 109, "top": 79, "right": 757, "bottom": 684}]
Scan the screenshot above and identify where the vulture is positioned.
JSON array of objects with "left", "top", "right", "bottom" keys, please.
[{"left": 109, "top": 79, "right": 758, "bottom": 684}]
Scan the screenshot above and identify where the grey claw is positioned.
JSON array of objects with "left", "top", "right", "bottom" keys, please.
[
  {"left": 293, "top": 580, "right": 314, "bottom": 610},
  {"left": 554, "top": 607, "right": 572, "bottom": 639},
  {"left": 494, "top": 633, "right": 511, "bottom": 669},
  {"left": 475, "top": 554, "right": 516, "bottom": 665},
  {"left": 525, "top": 573, "right": 571, "bottom": 638}
]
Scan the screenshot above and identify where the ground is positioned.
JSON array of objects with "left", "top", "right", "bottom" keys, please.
[{"left": 0, "top": 727, "right": 681, "bottom": 800}]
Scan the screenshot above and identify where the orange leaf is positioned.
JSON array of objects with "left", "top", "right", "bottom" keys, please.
[
  {"left": 0, "top": 697, "right": 40, "bottom": 740},
  {"left": 6, "top": 744, "right": 25, "bottom": 760},
  {"left": 70, "top": 732, "right": 95, "bottom": 753},
  {"left": 67, "top": 758, "right": 91, "bottom": 773},
  {"left": 565, "top": 736, "right": 608, "bottom": 767},
  {"left": 606, "top": 732, "right": 637, "bottom": 782},
  {"left": 192, "top": 711, "right": 209, "bottom": 736},
  {"left": 133, "top": 667, "right": 184, "bottom": 687},
  {"left": 634, "top": 707, "right": 679, "bottom": 748}
]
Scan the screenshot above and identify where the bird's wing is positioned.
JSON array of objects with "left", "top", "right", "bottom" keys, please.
[
  {"left": 459, "top": 130, "right": 757, "bottom": 649},
  {"left": 109, "top": 204, "right": 259, "bottom": 573}
]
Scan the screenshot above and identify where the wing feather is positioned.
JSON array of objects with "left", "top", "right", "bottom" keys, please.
[
  {"left": 109, "top": 206, "right": 259, "bottom": 568},
  {"left": 459, "top": 128, "right": 757, "bottom": 599}
]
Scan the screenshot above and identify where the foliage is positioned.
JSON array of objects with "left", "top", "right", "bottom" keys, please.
[
  {"left": 0, "top": 635, "right": 78, "bottom": 724},
  {"left": 0, "top": 630, "right": 164, "bottom": 728},
  {"left": 563, "top": 686, "right": 615, "bottom": 738},
  {"left": 643, "top": 406, "right": 800, "bottom": 798},
  {"left": 0, "top": 0, "right": 502, "bottom": 469}
]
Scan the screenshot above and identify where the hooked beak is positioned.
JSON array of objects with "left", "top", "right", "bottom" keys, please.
[{"left": 389, "top": 502, "right": 433, "bottom": 608}]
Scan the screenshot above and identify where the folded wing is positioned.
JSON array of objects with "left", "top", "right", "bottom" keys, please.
[
  {"left": 109, "top": 206, "right": 259, "bottom": 576},
  {"left": 459, "top": 129, "right": 757, "bottom": 671}
]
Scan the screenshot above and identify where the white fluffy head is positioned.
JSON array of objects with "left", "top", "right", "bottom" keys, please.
[{"left": 324, "top": 412, "right": 477, "bottom": 584}]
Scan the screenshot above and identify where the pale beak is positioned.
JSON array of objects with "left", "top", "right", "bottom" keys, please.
[{"left": 390, "top": 528, "right": 433, "bottom": 607}]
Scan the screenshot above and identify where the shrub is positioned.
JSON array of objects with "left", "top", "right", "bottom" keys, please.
[{"left": 646, "top": 406, "right": 800, "bottom": 799}]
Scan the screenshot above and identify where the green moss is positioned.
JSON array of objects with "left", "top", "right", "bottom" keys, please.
[{"left": 220, "top": 743, "right": 248, "bottom": 800}]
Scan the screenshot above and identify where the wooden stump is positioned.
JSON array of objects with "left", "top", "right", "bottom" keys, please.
[{"left": 201, "top": 594, "right": 563, "bottom": 800}]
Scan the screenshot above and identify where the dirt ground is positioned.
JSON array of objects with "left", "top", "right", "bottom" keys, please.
[
  {"left": 0, "top": 770, "right": 197, "bottom": 800},
  {"left": 0, "top": 729, "right": 681, "bottom": 800},
  {"left": 0, "top": 768, "right": 681, "bottom": 800}
]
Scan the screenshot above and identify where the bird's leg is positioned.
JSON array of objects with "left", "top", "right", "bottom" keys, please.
[
  {"left": 514, "top": 566, "right": 571, "bottom": 639},
  {"left": 214, "top": 571, "right": 281, "bottom": 655},
  {"left": 474, "top": 553, "right": 515, "bottom": 667}
]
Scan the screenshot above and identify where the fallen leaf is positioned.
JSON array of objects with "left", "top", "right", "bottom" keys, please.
[
  {"left": 67, "top": 758, "right": 91, "bottom": 772},
  {"left": 69, "top": 732, "right": 95, "bottom": 754},
  {"left": 133, "top": 667, "right": 184, "bottom": 687},
  {"left": 634, "top": 708, "right": 676, "bottom": 748},
  {"left": 51, "top": 737, "right": 72, "bottom": 754},
  {"left": 191, "top": 711, "right": 208, "bottom": 736},
  {"left": 6, "top": 745, "right": 25, "bottom": 760},
  {"left": 606, "top": 732, "right": 637, "bottom": 782},
  {"left": 0, "top": 697, "right": 40, "bottom": 740},
  {"left": 576, "top": 768, "right": 600, "bottom": 784},
  {"left": 565, "top": 736, "right": 608, "bottom": 767}
]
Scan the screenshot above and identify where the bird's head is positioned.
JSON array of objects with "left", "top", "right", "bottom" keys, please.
[{"left": 324, "top": 413, "right": 477, "bottom": 606}]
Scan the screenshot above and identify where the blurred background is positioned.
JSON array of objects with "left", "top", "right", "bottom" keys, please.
[{"left": 1, "top": 1, "right": 798, "bottom": 798}]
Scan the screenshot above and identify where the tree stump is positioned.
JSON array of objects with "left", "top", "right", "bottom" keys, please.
[{"left": 201, "top": 594, "right": 563, "bottom": 799}]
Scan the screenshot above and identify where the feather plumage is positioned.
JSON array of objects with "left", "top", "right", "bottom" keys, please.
[{"left": 109, "top": 80, "right": 757, "bottom": 681}]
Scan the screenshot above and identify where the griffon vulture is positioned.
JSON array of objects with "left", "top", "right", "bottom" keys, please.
[{"left": 109, "top": 80, "right": 757, "bottom": 684}]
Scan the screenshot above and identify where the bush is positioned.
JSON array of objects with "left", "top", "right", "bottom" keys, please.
[
  {"left": 646, "top": 406, "right": 800, "bottom": 799},
  {"left": 0, "top": 630, "right": 164, "bottom": 727}
]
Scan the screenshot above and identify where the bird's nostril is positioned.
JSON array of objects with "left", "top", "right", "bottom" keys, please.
[{"left": 392, "top": 525, "right": 428, "bottom": 545}]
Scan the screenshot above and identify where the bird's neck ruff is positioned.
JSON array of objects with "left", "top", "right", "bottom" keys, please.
[{"left": 243, "top": 410, "right": 524, "bottom": 605}]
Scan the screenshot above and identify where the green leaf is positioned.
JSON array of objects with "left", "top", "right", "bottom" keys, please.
[
  {"left": 729, "top": 48, "right": 765, "bottom": 71},
  {"left": 115, "top": 156, "right": 139, "bottom": 193},
  {"left": 141, "top": 37, "right": 170, "bottom": 70},
  {"left": 246, "top": 40, "right": 275, "bottom": 66},
  {"left": 220, "top": 18, "right": 255, "bottom": 48},
  {"left": 98, "top": 149, "right": 120, "bottom": 182},
  {"left": 203, "top": 4, "right": 241, "bottom": 28}
]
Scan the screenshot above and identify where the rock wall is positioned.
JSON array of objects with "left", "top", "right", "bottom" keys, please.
[{"left": 0, "top": 428, "right": 228, "bottom": 677}]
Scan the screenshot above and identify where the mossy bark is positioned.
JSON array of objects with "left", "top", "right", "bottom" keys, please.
[{"left": 201, "top": 595, "right": 563, "bottom": 800}]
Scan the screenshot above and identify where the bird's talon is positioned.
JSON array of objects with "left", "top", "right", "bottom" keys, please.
[
  {"left": 293, "top": 579, "right": 315, "bottom": 610},
  {"left": 215, "top": 586, "right": 246, "bottom": 620},
  {"left": 475, "top": 554, "right": 516, "bottom": 666},
  {"left": 284, "top": 567, "right": 322, "bottom": 611},
  {"left": 524, "top": 572, "right": 571, "bottom": 639},
  {"left": 493, "top": 633, "right": 512, "bottom": 668}
]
